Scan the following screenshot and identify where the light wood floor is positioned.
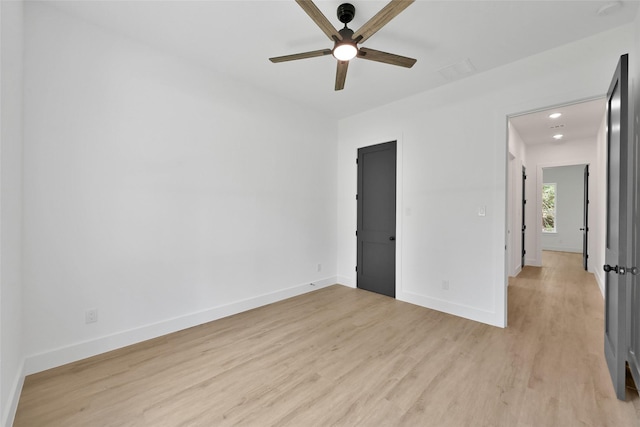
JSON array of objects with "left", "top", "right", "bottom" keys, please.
[{"left": 14, "top": 252, "right": 640, "bottom": 426}]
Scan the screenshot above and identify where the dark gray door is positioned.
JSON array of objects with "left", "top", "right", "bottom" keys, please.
[
  {"left": 522, "top": 167, "right": 526, "bottom": 268},
  {"left": 357, "top": 141, "right": 396, "bottom": 298},
  {"left": 627, "top": 59, "right": 640, "bottom": 398},
  {"left": 604, "top": 54, "right": 629, "bottom": 400},
  {"left": 582, "top": 165, "right": 589, "bottom": 271}
]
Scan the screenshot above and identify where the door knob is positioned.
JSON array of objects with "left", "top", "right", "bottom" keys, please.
[
  {"left": 603, "top": 264, "right": 639, "bottom": 275},
  {"left": 604, "top": 264, "right": 619, "bottom": 273},
  {"left": 389, "top": 236, "right": 396, "bottom": 241},
  {"left": 580, "top": 228, "right": 585, "bottom": 231}
]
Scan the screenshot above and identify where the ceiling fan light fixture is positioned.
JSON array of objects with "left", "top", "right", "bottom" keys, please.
[
  {"left": 269, "top": 0, "right": 417, "bottom": 90},
  {"left": 333, "top": 42, "right": 358, "bottom": 61}
]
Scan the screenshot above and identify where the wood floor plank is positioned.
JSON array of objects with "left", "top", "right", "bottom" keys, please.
[{"left": 14, "top": 252, "right": 640, "bottom": 426}]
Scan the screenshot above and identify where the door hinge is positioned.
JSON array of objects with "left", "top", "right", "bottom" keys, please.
[
  {"left": 355, "top": 230, "right": 358, "bottom": 236},
  {"left": 355, "top": 266, "right": 358, "bottom": 272},
  {"left": 356, "top": 194, "right": 358, "bottom": 200},
  {"left": 356, "top": 158, "right": 358, "bottom": 164},
  {"left": 524, "top": 199, "right": 527, "bottom": 204}
]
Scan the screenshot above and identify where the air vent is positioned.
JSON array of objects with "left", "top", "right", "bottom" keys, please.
[
  {"left": 437, "top": 58, "right": 476, "bottom": 81},
  {"left": 596, "top": 1, "right": 622, "bottom": 16},
  {"left": 549, "top": 124, "right": 565, "bottom": 129}
]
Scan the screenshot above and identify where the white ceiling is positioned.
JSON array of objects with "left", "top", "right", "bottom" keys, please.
[
  {"left": 510, "top": 97, "right": 607, "bottom": 145},
  {"left": 45, "top": 0, "right": 638, "bottom": 119}
]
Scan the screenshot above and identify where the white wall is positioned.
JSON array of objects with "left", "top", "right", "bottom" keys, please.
[
  {"left": 338, "top": 25, "right": 633, "bottom": 328},
  {"left": 22, "top": 3, "right": 338, "bottom": 374},
  {"left": 594, "top": 113, "right": 607, "bottom": 294},
  {"left": 0, "top": 1, "right": 25, "bottom": 425},
  {"left": 541, "top": 165, "right": 587, "bottom": 253}
]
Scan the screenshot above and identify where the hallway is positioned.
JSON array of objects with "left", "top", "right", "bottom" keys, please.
[{"left": 509, "top": 250, "right": 640, "bottom": 424}]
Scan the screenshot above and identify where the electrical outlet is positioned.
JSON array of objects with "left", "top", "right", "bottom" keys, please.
[
  {"left": 85, "top": 308, "right": 98, "bottom": 324},
  {"left": 442, "top": 280, "right": 450, "bottom": 291}
]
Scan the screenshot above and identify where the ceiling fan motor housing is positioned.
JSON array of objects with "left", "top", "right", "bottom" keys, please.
[
  {"left": 338, "top": 27, "right": 355, "bottom": 42},
  {"left": 337, "top": 3, "right": 356, "bottom": 24}
]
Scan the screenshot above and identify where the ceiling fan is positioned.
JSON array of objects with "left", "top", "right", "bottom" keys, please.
[{"left": 269, "top": 0, "right": 417, "bottom": 91}]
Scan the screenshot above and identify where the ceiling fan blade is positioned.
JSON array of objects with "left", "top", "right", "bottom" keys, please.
[
  {"left": 295, "top": 0, "right": 342, "bottom": 42},
  {"left": 335, "top": 60, "right": 349, "bottom": 91},
  {"left": 353, "top": 0, "right": 414, "bottom": 44},
  {"left": 270, "top": 49, "right": 332, "bottom": 63},
  {"left": 357, "top": 47, "right": 416, "bottom": 68}
]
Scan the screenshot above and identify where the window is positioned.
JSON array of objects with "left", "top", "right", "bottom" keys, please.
[{"left": 542, "top": 183, "right": 556, "bottom": 233}]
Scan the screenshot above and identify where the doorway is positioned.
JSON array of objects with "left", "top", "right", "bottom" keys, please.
[
  {"left": 540, "top": 164, "right": 589, "bottom": 266},
  {"left": 507, "top": 97, "right": 605, "bottom": 273},
  {"left": 356, "top": 141, "right": 397, "bottom": 298},
  {"left": 505, "top": 55, "right": 638, "bottom": 401}
]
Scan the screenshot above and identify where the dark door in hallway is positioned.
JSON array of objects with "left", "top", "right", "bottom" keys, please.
[
  {"left": 522, "top": 166, "right": 527, "bottom": 268},
  {"left": 357, "top": 141, "right": 396, "bottom": 298},
  {"left": 582, "top": 164, "right": 589, "bottom": 271},
  {"left": 603, "top": 54, "right": 630, "bottom": 400}
]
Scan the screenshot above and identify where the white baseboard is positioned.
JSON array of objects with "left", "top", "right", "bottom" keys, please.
[
  {"left": 336, "top": 275, "right": 355, "bottom": 287},
  {"left": 594, "top": 270, "right": 605, "bottom": 297},
  {"left": 509, "top": 265, "right": 522, "bottom": 278},
  {"left": 525, "top": 257, "right": 541, "bottom": 267},
  {"left": 25, "top": 277, "right": 337, "bottom": 375},
  {"left": 541, "top": 246, "right": 582, "bottom": 253},
  {"left": 514, "top": 265, "right": 522, "bottom": 275},
  {"left": 397, "top": 290, "right": 504, "bottom": 328},
  {"left": 2, "top": 358, "right": 25, "bottom": 427}
]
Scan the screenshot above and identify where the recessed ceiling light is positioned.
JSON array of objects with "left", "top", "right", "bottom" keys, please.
[
  {"left": 549, "top": 112, "right": 562, "bottom": 119},
  {"left": 553, "top": 134, "right": 564, "bottom": 140}
]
